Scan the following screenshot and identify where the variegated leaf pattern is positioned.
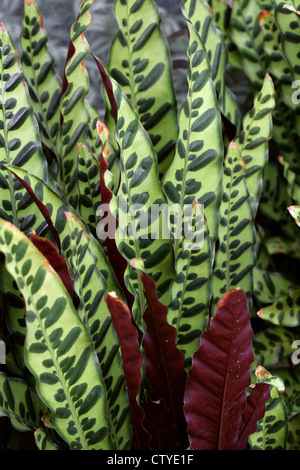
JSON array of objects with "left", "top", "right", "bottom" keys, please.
[
  {"left": 84, "top": 101, "right": 103, "bottom": 159},
  {"left": 65, "top": 213, "right": 132, "bottom": 450},
  {"left": 34, "top": 428, "right": 60, "bottom": 450},
  {"left": 253, "top": 326, "right": 300, "bottom": 368},
  {"left": 249, "top": 385, "right": 288, "bottom": 450},
  {"left": 0, "top": 218, "right": 114, "bottom": 450},
  {"left": 258, "top": 287, "right": 300, "bottom": 327},
  {"left": 260, "top": 163, "right": 299, "bottom": 240},
  {"left": 107, "top": 0, "right": 178, "bottom": 175},
  {"left": 254, "top": 365, "right": 285, "bottom": 392},
  {"left": 287, "top": 415, "right": 300, "bottom": 449},
  {"left": 259, "top": 8, "right": 286, "bottom": 82},
  {"left": 272, "top": 367, "right": 300, "bottom": 418},
  {"left": 230, "top": 0, "right": 266, "bottom": 89},
  {"left": 212, "top": 142, "right": 255, "bottom": 308},
  {"left": 97, "top": 119, "right": 117, "bottom": 206},
  {"left": 279, "top": 156, "right": 300, "bottom": 202},
  {"left": 266, "top": 236, "right": 300, "bottom": 259},
  {"left": 0, "top": 260, "right": 26, "bottom": 371},
  {"left": 59, "top": 0, "right": 95, "bottom": 200},
  {"left": 168, "top": 201, "right": 212, "bottom": 370},
  {"left": 0, "top": 23, "right": 55, "bottom": 229},
  {"left": 96, "top": 114, "right": 120, "bottom": 195},
  {"left": 256, "top": 0, "right": 274, "bottom": 10},
  {"left": 65, "top": 213, "right": 109, "bottom": 327},
  {"left": 182, "top": 0, "right": 242, "bottom": 130},
  {"left": 95, "top": 58, "right": 175, "bottom": 322},
  {"left": 235, "top": 74, "right": 275, "bottom": 216},
  {"left": 97, "top": 119, "right": 118, "bottom": 205},
  {"left": 273, "top": 1, "right": 300, "bottom": 87},
  {"left": 6, "top": 165, "right": 125, "bottom": 301},
  {"left": 259, "top": 10, "right": 293, "bottom": 106},
  {"left": 275, "top": 116, "right": 300, "bottom": 177},
  {"left": 253, "top": 267, "right": 296, "bottom": 306},
  {"left": 162, "top": 21, "right": 223, "bottom": 247},
  {"left": 208, "top": 0, "right": 242, "bottom": 69},
  {"left": 20, "top": 0, "right": 62, "bottom": 156},
  {"left": 0, "top": 371, "right": 48, "bottom": 432},
  {"left": 73, "top": 143, "right": 101, "bottom": 235},
  {"left": 288, "top": 205, "right": 300, "bottom": 226},
  {"left": 259, "top": 7, "right": 300, "bottom": 143}
]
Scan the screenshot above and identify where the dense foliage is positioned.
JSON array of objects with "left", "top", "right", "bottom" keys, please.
[{"left": 0, "top": 0, "right": 299, "bottom": 450}]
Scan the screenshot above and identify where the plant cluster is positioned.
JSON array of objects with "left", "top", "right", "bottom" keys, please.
[{"left": 0, "top": 0, "right": 299, "bottom": 451}]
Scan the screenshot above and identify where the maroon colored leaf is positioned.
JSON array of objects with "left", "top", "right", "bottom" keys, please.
[
  {"left": 142, "top": 399, "right": 185, "bottom": 450},
  {"left": 105, "top": 292, "right": 151, "bottom": 450},
  {"left": 237, "top": 382, "right": 270, "bottom": 450},
  {"left": 95, "top": 57, "right": 134, "bottom": 310},
  {"left": 61, "top": 33, "right": 75, "bottom": 102},
  {"left": 10, "top": 170, "right": 61, "bottom": 252},
  {"left": 184, "top": 288, "right": 254, "bottom": 450},
  {"left": 93, "top": 54, "right": 118, "bottom": 123},
  {"left": 139, "top": 268, "right": 188, "bottom": 448},
  {"left": 30, "top": 233, "right": 73, "bottom": 299},
  {"left": 60, "top": 10, "right": 81, "bottom": 125},
  {"left": 141, "top": 269, "right": 187, "bottom": 403}
]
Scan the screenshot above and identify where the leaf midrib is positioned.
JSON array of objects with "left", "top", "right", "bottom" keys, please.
[
  {"left": 217, "top": 322, "right": 235, "bottom": 450},
  {"left": 25, "top": 282, "right": 89, "bottom": 450},
  {"left": 68, "top": 227, "right": 118, "bottom": 449},
  {"left": 125, "top": 3, "right": 138, "bottom": 111},
  {"left": 25, "top": 13, "right": 56, "bottom": 151}
]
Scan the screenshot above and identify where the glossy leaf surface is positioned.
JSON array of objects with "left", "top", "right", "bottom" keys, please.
[{"left": 184, "top": 288, "right": 254, "bottom": 450}]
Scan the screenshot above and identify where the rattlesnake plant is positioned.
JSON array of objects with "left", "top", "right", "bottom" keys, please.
[{"left": 0, "top": 0, "right": 299, "bottom": 451}]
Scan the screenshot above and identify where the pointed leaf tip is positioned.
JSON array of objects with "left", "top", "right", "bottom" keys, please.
[
  {"left": 255, "top": 365, "right": 272, "bottom": 381},
  {"left": 97, "top": 120, "right": 110, "bottom": 138},
  {"left": 130, "top": 258, "right": 145, "bottom": 271},
  {"left": 259, "top": 10, "right": 271, "bottom": 23},
  {"left": 229, "top": 141, "right": 238, "bottom": 149},
  {"left": 215, "top": 287, "right": 244, "bottom": 309},
  {"left": 64, "top": 211, "right": 74, "bottom": 219},
  {"left": 64, "top": 211, "right": 84, "bottom": 229}
]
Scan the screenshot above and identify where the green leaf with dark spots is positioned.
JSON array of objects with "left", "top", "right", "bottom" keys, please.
[
  {"left": 212, "top": 142, "right": 255, "bottom": 309},
  {"left": 58, "top": 0, "right": 96, "bottom": 201},
  {"left": 182, "top": 0, "right": 242, "bottom": 130},
  {"left": 107, "top": 0, "right": 178, "bottom": 174},
  {"left": 249, "top": 385, "right": 288, "bottom": 450},
  {"left": 0, "top": 23, "right": 56, "bottom": 230},
  {"left": 20, "top": 0, "right": 62, "bottom": 156},
  {"left": 258, "top": 287, "right": 300, "bottom": 327},
  {"left": 162, "top": 21, "right": 223, "bottom": 248},
  {"left": 95, "top": 57, "right": 175, "bottom": 323},
  {"left": 0, "top": 371, "right": 48, "bottom": 433},
  {"left": 253, "top": 326, "right": 300, "bottom": 369},
  {"left": 65, "top": 212, "right": 132, "bottom": 449},
  {"left": 0, "top": 218, "right": 114, "bottom": 450},
  {"left": 235, "top": 74, "right": 275, "bottom": 216},
  {"left": 230, "top": 0, "right": 266, "bottom": 89},
  {"left": 168, "top": 201, "right": 213, "bottom": 370}
]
